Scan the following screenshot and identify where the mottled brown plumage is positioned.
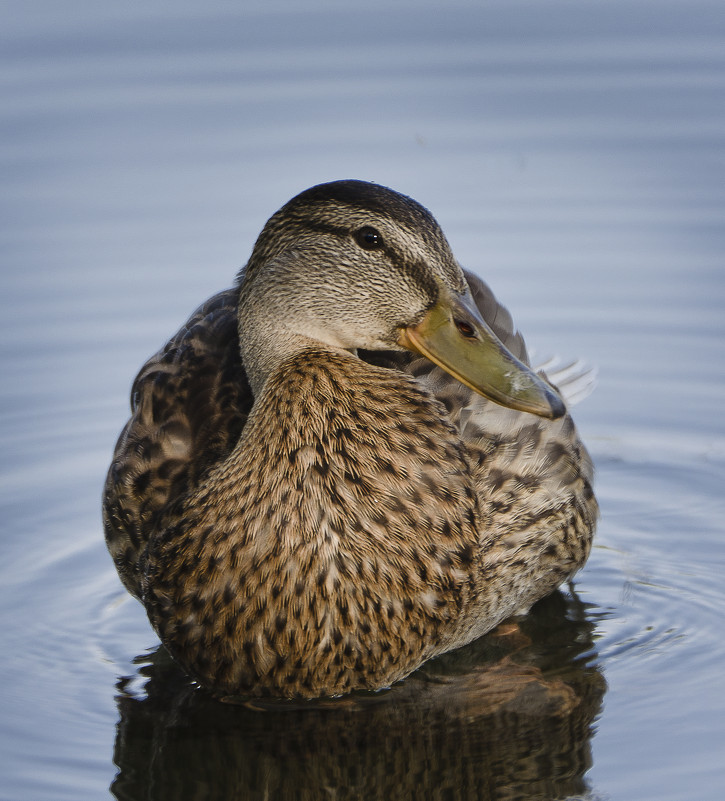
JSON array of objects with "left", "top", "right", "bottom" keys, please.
[{"left": 104, "top": 180, "right": 597, "bottom": 698}]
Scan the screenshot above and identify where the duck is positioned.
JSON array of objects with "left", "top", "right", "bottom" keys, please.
[{"left": 103, "top": 179, "right": 597, "bottom": 699}]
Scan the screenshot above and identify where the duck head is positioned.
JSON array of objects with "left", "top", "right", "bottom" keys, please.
[{"left": 237, "top": 179, "right": 564, "bottom": 419}]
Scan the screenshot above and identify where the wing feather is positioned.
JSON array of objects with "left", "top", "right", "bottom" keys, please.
[{"left": 103, "top": 287, "right": 251, "bottom": 597}]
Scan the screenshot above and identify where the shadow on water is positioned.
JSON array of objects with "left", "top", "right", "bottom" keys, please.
[{"left": 110, "top": 590, "right": 605, "bottom": 801}]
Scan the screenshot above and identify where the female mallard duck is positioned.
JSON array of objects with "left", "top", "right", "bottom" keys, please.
[{"left": 104, "top": 180, "right": 597, "bottom": 699}]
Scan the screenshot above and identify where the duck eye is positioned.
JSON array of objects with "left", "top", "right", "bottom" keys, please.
[{"left": 354, "top": 226, "right": 384, "bottom": 250}]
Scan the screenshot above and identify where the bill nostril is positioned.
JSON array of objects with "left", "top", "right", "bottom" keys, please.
[{"left": 454, "top": 319, "right": 476, "bottom": 338}]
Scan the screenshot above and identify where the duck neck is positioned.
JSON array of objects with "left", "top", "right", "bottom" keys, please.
[{"left": 236, "top": 266, "right": 348, "bottom": 398}]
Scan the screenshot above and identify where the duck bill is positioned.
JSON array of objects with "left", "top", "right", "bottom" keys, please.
[{"left": 398, "top": 290, "right": 565, "bottom": 419}]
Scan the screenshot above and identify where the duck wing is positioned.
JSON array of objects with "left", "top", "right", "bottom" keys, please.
[
  {"left": 103, "top": 287, "right": 252, "bottom": 598},
  {"left": 363, "top": 269, "right": 596, "bottom": 613}
]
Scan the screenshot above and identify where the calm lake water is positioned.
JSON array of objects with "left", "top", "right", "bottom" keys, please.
[{"left": 2, "top": 2, "right": 724, "bottom": 799}]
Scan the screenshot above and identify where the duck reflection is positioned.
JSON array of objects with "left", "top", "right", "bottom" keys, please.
[{"left": 110, "top": 590, "right": 604, "bottom": 801}]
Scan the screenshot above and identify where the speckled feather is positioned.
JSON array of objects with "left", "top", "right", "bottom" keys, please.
[{"left": 103, "top": 180, "right": 597, "bottom": 698}]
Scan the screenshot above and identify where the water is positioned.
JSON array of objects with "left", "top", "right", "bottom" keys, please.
[{"left": 1, "top": 1, "right": 724, "bottom": 798}]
